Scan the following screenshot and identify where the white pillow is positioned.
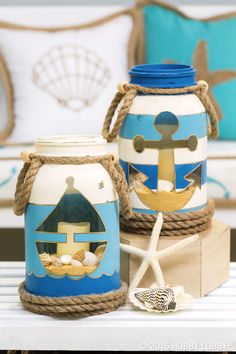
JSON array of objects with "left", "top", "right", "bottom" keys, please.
[
  {"left": 0, "top": 10, "right": 132, "bottom": 143},
  {"left": 0, "top": 53, "right": 13, "bottom": 141}
]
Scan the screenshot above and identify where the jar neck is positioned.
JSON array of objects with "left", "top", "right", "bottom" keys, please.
[
  {"left": 129, "top": 64, "right": 196, "bottom": 89},
  {"left": 35, "top": 135, "right": 108, "bottom": 156}
]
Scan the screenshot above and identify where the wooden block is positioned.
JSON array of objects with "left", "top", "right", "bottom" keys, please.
[{"left": 120, "top": 219, "right": 230, "bottom": 298}]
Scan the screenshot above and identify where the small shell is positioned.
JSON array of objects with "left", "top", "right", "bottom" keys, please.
[
  {"left": 73, "top": 249, "right": 85, "bottom": 262},
  {"left": 82, "top": 251, "right": 99, "bottom": 266},
  {"left": 94, "top": 244, "right": 106, "bottom": 261},
  {"left": 51, "top": 257, "right": 62, "bottom": 267},
  {"left": 136, "top": 287, "right": 176, "bottom": 311},
  {"left": 40, "top": 252, "right": 51, "bottom": 266},
  {"left": 129, "top": 285, "right": 192, "bottom": 313},
  {"left": 158, "top": 179, "right": 174, "bottom": 192},
  {"left": 60, "top": 255, "right": 72, "bottom": 265},
  {"left": 71, "top": 259, "right": 83, "bottom": 267}
]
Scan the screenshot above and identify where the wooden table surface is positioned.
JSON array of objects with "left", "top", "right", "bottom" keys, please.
[{"left": 0, "top": 262, "right": 236, "bottom": 352}]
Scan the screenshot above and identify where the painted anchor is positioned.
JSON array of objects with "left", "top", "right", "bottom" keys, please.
[{"left": 130, "top": 111, "right": 202, "bottom": 212}]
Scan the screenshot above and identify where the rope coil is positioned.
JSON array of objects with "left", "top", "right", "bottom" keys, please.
[
  {"left": 102, "top": 80, "right": 219, "bottom": 142},
  {"left": 121, "top": 199, "right": 215, "bottom": 236},
  {"left": 19, "top": 281, "right": 127, "bottom": 318}
]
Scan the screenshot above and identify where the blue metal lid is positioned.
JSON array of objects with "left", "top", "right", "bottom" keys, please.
[{"left": 129, "top": 64, "right": 196, "bottom": 88}]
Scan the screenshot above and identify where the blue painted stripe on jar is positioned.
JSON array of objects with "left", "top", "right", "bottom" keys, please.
[
  {"left": 26, "top": 272, "right": 120, "bottom": 297},
  {"left": 119, "top": 159, "right": 207, "bottom": 190},
  {"left": 119, "top": 113, "right": 208, "bottom": 140},
  {"left": 133, "top": 203, "right": 207, "bottom": 215}
]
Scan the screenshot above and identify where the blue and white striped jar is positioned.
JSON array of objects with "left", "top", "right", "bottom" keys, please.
[{"left": 118, "top": 64, "right": 208, "bottom": 215}]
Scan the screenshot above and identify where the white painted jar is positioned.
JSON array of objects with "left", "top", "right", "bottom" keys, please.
[
  {"left": 118, "top": 64, "right": 208, "bottom": 215},
  {"left": 25, "top": 135, "right": 120, "bottom": 297}
]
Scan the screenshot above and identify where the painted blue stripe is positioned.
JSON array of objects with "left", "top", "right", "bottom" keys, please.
[
  {"left": 119, "top": 113, "right": 208, "bottom": 140},
  {"left": 26, "top": 272, "right": 120, "bottom": 297},
  {"left": 133, "top": 204, "right": 207, "bottom": 215},
  {"left": 119, "top": 159, "right": 207, "bottom": 189}
]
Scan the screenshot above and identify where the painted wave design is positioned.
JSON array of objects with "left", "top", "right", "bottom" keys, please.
[{"left": 26, "top": 272, "right": 120, "bottom": 297}]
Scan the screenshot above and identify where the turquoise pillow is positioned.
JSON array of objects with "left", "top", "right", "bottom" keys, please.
[{"left": 143, "top": 3, "right": 236, "bottom": 140}]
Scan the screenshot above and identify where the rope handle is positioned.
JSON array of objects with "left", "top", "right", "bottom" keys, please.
[
  {"left": 102, "top": 80, "right": 219, "bottom": 142},
  {"left": 14, "top": 153, "right": 43, "bottom": 216},
  {"left": 14, "top": 152, "right": 132, "bottom": 219}
]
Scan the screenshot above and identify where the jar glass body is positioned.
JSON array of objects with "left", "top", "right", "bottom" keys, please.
[
  {"left": 25, "top": 136, "right": 120, "bottom": 297},
  {"left": 118, "top": 64, "right": 208, "bottom": 215}
]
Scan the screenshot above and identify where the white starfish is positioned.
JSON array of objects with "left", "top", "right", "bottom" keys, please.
[{"left": 120, "top": 213, "right": 199, "bottom": 291}]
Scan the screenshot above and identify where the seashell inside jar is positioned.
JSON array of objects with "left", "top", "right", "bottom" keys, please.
[{"left": 24, "top": 135, "right": 120, "bottom": 297}]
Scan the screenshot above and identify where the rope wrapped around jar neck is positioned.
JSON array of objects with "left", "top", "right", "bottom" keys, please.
[
  {"left": 102, "top": 80, "right": 219, "bottom": 142},
  {"left": 13, "top": 152, "right": 132, "bottom": 219}
]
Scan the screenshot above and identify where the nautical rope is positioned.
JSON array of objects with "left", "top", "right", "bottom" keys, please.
[
  {"left": 13, "top": 152, "right": 132, "bottom": 219},
  {"left": 19, "top": 281, "right": 127, "bottom": 318},
  {"left": 102, "top": 80, "right": 219, "bottom": 142},
  {"left": 121, "top": 199, "right": 215, "bottom": 236}
]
